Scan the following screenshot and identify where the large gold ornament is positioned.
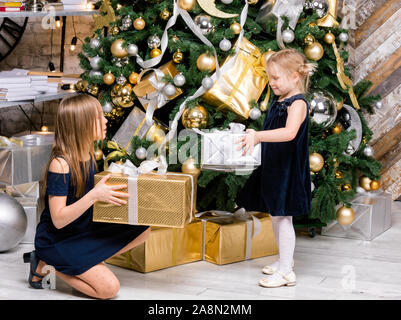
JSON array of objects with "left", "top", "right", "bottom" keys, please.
[
  {"left": 323, "top": 32, "right": 335, "bottom": 44},
  {"left": 150, "top": 48, "right": 162, "bottom": 58},
  {"left": 335, "top": 171, "right": 343, "bottom": 179},
  {"left": 182, "top": 105, "right": 209, "bottom": 129},
  {"left": 93, "top": 0, "right": 116, "bottom": 30},
  {"left": 182, "top": 157, "right": 201, "bottom": 177},
  {"left": 317, "top": 0, "right": 339, "bottom": 27},
  {"left": 230, "top": 22, "right": 242, "bottom": 34},
  {"left": 103, "top": 72, "right": 115, "bottom": 85},
  {"left": 145, "top": 123, "right": 168, "bottom": 145},
  {"left": 173, "top": 49, "right": 184, "bottom": 63},
  {"left": 160, "top": 9, "right": 171, "bottom": 20},
  {"left": 309, "top": 152, "right": 324, "bottom": 172},
  {"left": 178, "top": 0, "right": 196, "bottom": 10},
  {"left": 95, "top": 149, "right": 104, "bottom": 161},
  {"left": 129, "top": 72, "right": 139, "bottom": 84},
  {"left": 304, "top": 34, "right": 324, "bottom": 61},
  {"left": 359, "top": 176, "right": 372, "bottom": 191},
  {"left": 336, "top": 206, "right": 355, "bottom": 226},
  {"left": 111, "top": 39, "right": 128, "bottom": 58},
  {"left": 370, "top": 180, "right": 380, "bottom": 191},
  {"left": 111, "top": 84, "right": 134, "bottom": 108},
  {"left": 133, "top": 17, "right": 146, "bottom": 30},
  {"left": 197, "top": 0, "right": 238, "bottom": 18},
  {"left": 196, "top": 53, "right": 216, "bottom": 72}
]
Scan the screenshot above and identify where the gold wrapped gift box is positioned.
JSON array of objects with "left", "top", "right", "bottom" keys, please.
[
  {"left": 202, "top": 37, "right": 269, "bottom": 120},
  {"left": 93, "top": 170, "right": 197, "bottom": 228},
  {"left": 106, "top": 221, "right": 203, "bottom": 273},
  {"left": 200, "top": 212, "right": 278, "bottom": 265},
  {"left": 133, "top": 60, "right": 183, "bottom": 110}
]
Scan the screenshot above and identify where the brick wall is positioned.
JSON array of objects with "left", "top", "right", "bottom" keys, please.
[{"left": 0, "top": 15, "right": 95, "bottom": 136}]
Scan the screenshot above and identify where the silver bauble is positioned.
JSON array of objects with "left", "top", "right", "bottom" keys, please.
[
  {"left": 346, "top": 144, "right": 355, "bottom": 155},
  {"left": 219, "top": 38, "right": 232, "bottom": 51},
  {"left": 90, "top": 55, "right": 102, "bottom": 70},
  {"left": 339, "top": 104, "right": 363, "bottom": 155},
  {"left": 0, "top": 193, "right": 27, "bottom": 252},
  {"left": 249, "top": 108, "right": 262, "bottom": 120},
  {"left": 363, "top": 146, "right": 374, "bottom": 157},
  {"left": 282, "top": 29, "right": 295, "bottom": 43},
  {"left": 308, "top": 90, "right": 337, "bottom": 128},
  {"left": 305, "top": 0, "right": 329, "bottom": 18},
  {"left": 90, "top": 38, "right": 101, "bottom": 49},
  {"left": 102, "top": 101, "right": 113, "bottom": 113},
  {"left": 221, "top": 0, "right": 233, "bottom": 3},
  {"left": 339, "top": 32, "right": 349, "bottom": 42},
  {"left": 116, "top": 74, "right": 127, "bottom": 85},
  {"left": 194, "top": 14, "right": 214, "bottom": 35},
  {"left": 147, "top": 35, "right": 161, "bottom": 49},
  {"left": 311, "top": 182, "right": 315, "bottom": 192},
  {"left": 127, "top": 44, "right": 139, "bottom": 56},
  {"left": 202, "top": 76, "right": 214, "bottom": 90},
  {"left": 135, "top": 147, "right": 147, "bottom": 160},
  {"left": 173, "top": 73, "right": 186, "bottom": 87},
  {"left": 121, "top": 16, "right": 132, "bottom": 31},
  {"left": 375, "top": 101, "right": 383, "bottom": 109},
  {"left": 89, "top": 70, "right": 103, "bottom": 78},
  {"left": 163, "top": 83, "right": 176, "bottom": 96}
]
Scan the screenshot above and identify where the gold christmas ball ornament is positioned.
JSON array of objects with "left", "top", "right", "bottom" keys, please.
[
  {"left": 94, "top": 149, "right": 103, "bottom": 161},
  {"left": 248, "top": 0, "right": 259, "bottom": 4},
  {"left": 160, "top": 8, "right": 171, "bottom": 20},
  {"left": 370, "top": 180, "right": 380, "bottom": 191},
  {"left": 110, "top": 25, "right": 120, "bottom": 36},
  {"left": 128, "top": 72, "right": 139, "bottom": 84},
  {"left": 111, "top": 84, "right": 134, "bottom": 108},
  {"left": 304, "top": 34, "right": 315, "bottom": 45},
  {"left": 172, "top": 49, "right": 184, "bottom": 63},
  {"left": 146, "top": 124, "right": 167, "bottom": 145},
  {"left": 178, "top": 0, "right": 196, "bottom": 11},
  {"left": 181, "top": 105, "right": 209, "bottom": 129},
  {"left": 336, "top": 206, "right": 356, "bottom": 226},
  {"left": 181, "top": 157, "right": 201, "bottom": 177},
  {"left": 150, "top": 48, "right": 162, "bottom": 58},
  {"left": 196, "top": 53, "right": 216, "bottom": 72},
  {"left": 324, "top": 32, "right": 336, "bottom": 44},
  {"left": 121, "top": 83, "right": 132, "bottom": 96},
  {"left": 261, "top": 49, "right": 275, "bottom": 69},
  {"left": 230, "top": 22, "right": 242, "bottom": 34},
  {"left": 335, "top": 171, "right": 343, "bottom": 179},
  {"left": 133, "top": 17, "right": 146, "bottom": 30},
  {"left": 304, "top": 40, "right": 324, "bottom": 61},
  {"left": 41, "top": 125, "right": 48, "bottom": 132},
  {"left": 309, "top": 152, "right": 324, "bottom": 172},
  {"left": 309, "top": 22, "right": 317, "bottom": 27},
  {"left": 332, "top": 123, "right": 342, "bottom": 134},
  {"left": 342, "top": 184, "right": 352, "bottom": 191},
  {"left": 111, "top": 39, "right": 128, "bottom": 58},
  {"left": 103, "top": 72, "right": 115, "bottom": 85},
  {"left": 359, "top": 176, "right": 372, "bottom": 191},
  {"left": 87, "top": 84, "right": 99, "bottom": 96}
]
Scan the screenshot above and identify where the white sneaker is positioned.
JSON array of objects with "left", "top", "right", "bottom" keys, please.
[
  {"left": 262, "top": 260, "right": 294, "bottom": 275},
  {"left": 259, "top": 271, "right": 296, "bottom": 288}
]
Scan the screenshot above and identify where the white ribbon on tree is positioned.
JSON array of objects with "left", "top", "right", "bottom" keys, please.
[{"left": 271, "top": 0, "right": 305, "bottom": 49}]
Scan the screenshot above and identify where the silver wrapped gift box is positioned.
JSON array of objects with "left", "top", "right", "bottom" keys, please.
[
  {"left": 321, "top": 190, "right": 392, "bottom": 241},
  {"left": 0, "top": 133, "right": 54, "bottom": 185},
  {"left": 193, "top": 123, "right": 261, "bottom": 172}
]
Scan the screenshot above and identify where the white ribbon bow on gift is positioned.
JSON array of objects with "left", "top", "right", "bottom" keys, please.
[{"left": 195, "top": 208, "right": 262, "bottom": 260}]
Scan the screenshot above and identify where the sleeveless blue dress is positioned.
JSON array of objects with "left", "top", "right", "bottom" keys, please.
[
  {"left": 34, "top": 160, "right": 149, "bottom": 276},
  {"left": 236, "top": 94, "right": 311, "bottom": 216}
]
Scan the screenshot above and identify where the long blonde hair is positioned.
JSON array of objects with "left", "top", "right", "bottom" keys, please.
[
  {"left": 43, "top": 94, "right": 102, "bottom": 198},
  {"left": 266, "top": 48, "right": 316, "bottom": 93}
]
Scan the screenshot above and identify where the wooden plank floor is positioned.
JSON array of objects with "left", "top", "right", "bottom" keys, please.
[{"left": 1, "top": 201, "right": 401, "bottom": 300}]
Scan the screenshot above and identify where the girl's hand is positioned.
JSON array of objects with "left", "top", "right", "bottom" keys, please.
[
  {"left": 235, "top": 129, "right": 259, "bottom": 156},
  {"left": 92, "top": 174, "right": 129, "bottom": 206}
]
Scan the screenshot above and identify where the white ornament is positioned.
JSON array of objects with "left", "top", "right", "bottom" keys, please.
[
  {"left": 311, "top": 182, "right": 315, "bottom": 192},
  {"left": 282, "top": 29, "right": 295, "bottom": 43},
  {"left": 163, "top": 83, "right": 176, "bottom": 96},
  {"left": 375, "top": 101, "right": 383, "bottom": 109},
  {"left": 90, "top": 55, "right": 102, "bottom": 70},
  {"left": 90, "top": 38, "right": 101, "bottom": 49},
  {"left": 127, "top": 44, "right": 138, "bottom": 56},
  {"left": 135, "top": 147, "right": 147, "bottom": 160},
  {"left": 363, "top": 146, "right": 374, "bottom": 157},
  {"left": 219, "top": 38, "right": 232, "bottom": 51},
  {"left": 339, "top": 32, "right": 349, "bottom": 42},
  {"left": 249, "top": 108, "right": 262, "bottom": 120},
  {"left": 173, "top": 73, "right": 186, "bottom": 87},
  {"left": 102, "top": 102, "right": 113, "bottom": 113},
  {"left": 221, "top": 0, "right": 233, "bottom": 4},
  {"left": 202, "top": 76, "right": 214, "bottom": 90}
]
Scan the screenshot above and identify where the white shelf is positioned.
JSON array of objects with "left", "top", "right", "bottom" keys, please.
[
  {"left": 0, "top": 7, "right": 98, "bottom": 18},
  {"left": 0, "top": 89, "right": 77, "bottom": 108}
]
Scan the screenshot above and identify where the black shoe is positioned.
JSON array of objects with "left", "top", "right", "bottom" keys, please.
[{"left": 23, "top": 251, "right": 44, "bottom": 289}]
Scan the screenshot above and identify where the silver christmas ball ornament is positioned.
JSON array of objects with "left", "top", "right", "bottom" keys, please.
[
  {"left": 89, "top": 70, "right": 103, "bottom": 78},
  {"left": 121, "top": 16, "right": 132, "bottom": 31},
  {"left": 147, "top": 35, "right": 161, "bottom": 49},
  {"left": 173, "top": 73, "right": 186, "bottom": 87},
  {"left": 194, "top": 14, "right": 214, "bottom": 35},
  {"left": 282, "top": 29, "right": 295, "bottom": 43},
  {"left": 102, "top": 101, "right": 113, "bottom": 113},
  {"left": 202, "top": 76, "right": 214, "bottom": 90},
  {"left": 219, "top": 38, "right": 232, "bottom": 51},
  {"left": 249, "top": 107, "right": 262, "bottom": 120},
  {"left": 0, "top": 193, "right": 27, "bottom": 252},
  {"left": 311, "top": 182, "right": 315, "bottom": 192},
  {"left": 375, "top": 101, "right": 383, "bottom": 109},
  {"left": 308, "top": 90, "right": 337, "bottom": 128},
  {"left": 163, "top": 83, "right": 176, "bottom": 96},
  {"left": 221, "top": 0, "right": 233, "bottom": 3},
  {"left": 135, "top": 147, "right": 147, "bottom": 160},
  {"left": 116, "top": 74, "right": 127, "bottom": 85},
  {"left": 339, "top": 32, "right": 349, "bottom": 42},
  {"left": 363, "top": 146, "right": 374, "bottom": 157},
  {"left": 90, "top": 38, "right": 101, "bottom": 49},
  {"left": 90, "top": 55, "right": 102, "bottom": 70},
  {"left": 127, "top": 44, "right": 139, "bottom": 56}
]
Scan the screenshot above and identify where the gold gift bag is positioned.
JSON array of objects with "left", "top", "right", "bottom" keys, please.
[
  {"left": 133, "top": 60, "right": 183, "bottom": 111},
  {"left": 105, "top": 221, "right": 203, "bottom": 272},
  {"left": 93, "top": 170, "right": 197, "bottom": 228},
  {"left": 200, "top": 212, "right": 278, "bottom": 265},
  {"left": 202, "top": 37, "right": 269, "bottom": 120}
]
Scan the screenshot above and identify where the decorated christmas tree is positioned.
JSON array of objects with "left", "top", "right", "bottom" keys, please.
[{"left": 77, "top": 0, "right": 382, "bottom": 227}]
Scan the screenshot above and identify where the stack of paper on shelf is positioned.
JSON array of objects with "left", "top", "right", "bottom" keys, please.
[
  {"left": 0, "top": 69, "right": 61, "bottom": 102},
  {"left": 62, "top": 0, "right": 87, "bottom": 10},
  {"left": 0, "top": 0, "right": 25, "bottom": 11}
]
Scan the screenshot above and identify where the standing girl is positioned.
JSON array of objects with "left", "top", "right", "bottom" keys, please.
[
  {"left": 23, "top": 94, "right": 150, "bottom": 299},
  {"left": 236, "top": 48, "right": 315, "bottom": 288}
]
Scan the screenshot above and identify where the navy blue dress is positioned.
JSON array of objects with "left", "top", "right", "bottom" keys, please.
[
  {"left": 34, "top": 160, "right": 149, "bottom": 276},
  {"left": 236, "top": 94, "right": 311, "bottom": 216}
]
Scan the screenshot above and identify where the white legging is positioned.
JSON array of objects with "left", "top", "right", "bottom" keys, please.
[{"left": 271, "top": 216, "right": 296, "bottom": 275}]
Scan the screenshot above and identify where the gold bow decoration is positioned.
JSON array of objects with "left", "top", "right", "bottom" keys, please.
[
  {"left": 104, "top": 140, "right": 128, "bottom": 169},
  {"left": 93, "top": 0, "right": 116, "bottom": 30}
]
